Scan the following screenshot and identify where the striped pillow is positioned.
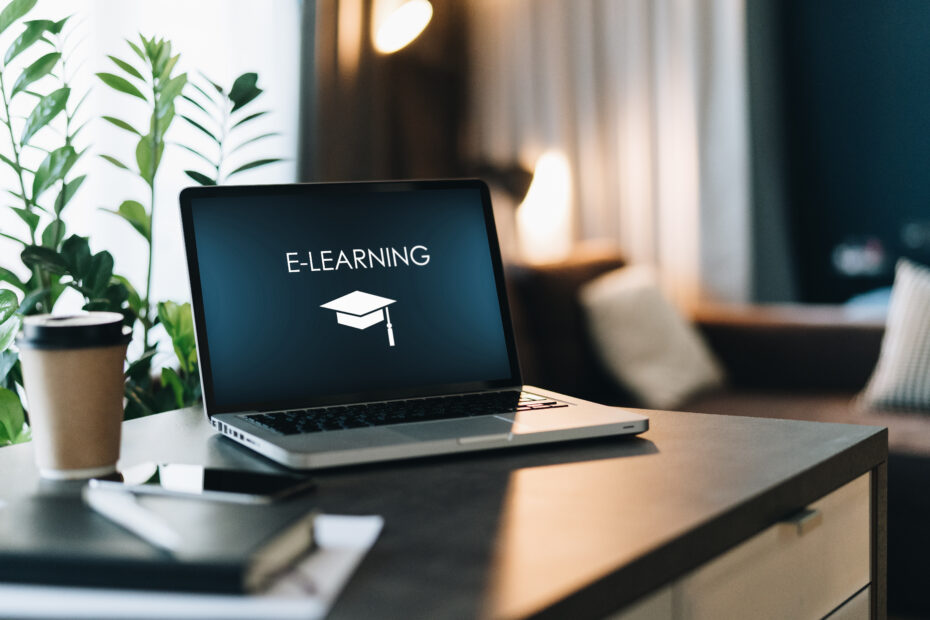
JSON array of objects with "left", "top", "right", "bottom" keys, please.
[{"left": 862, "top": 259, "right": 930, "bottom": 411}]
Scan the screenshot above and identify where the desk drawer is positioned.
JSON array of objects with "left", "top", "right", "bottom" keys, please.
[{"left": 674, "top": 473, "right": 870, "bottom": 620}]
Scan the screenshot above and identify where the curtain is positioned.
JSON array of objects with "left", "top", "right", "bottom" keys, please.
[{"left": 467, "top": 0, "right": 751, "bottom": 307}]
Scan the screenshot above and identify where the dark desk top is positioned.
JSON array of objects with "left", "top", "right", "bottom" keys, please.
[{"left": 0, "top": 407, "right": 887, "bottom": 619}]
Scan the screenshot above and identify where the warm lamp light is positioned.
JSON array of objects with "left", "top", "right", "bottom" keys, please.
[
  {"left": 372, "top": 0, "right": 433, "bottom": 54},
  {"left": 515, "top": 150, "right": 573, "bottom": 264}
]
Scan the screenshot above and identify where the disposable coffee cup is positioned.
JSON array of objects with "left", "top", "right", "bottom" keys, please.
[{"left": 17, "top": 313, "right": 131, "bottom": 480}]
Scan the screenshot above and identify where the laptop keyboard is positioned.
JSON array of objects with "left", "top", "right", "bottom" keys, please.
[{"left": 244, "top": 391, "right": 567, "bottom": 436}]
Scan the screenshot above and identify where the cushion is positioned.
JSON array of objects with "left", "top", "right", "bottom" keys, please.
[
  {"left": 579, "top": 266, "right": 725, "bottom": 410},
  {"left": 862, "top": 259, "right": 930, "bottom": 411}
]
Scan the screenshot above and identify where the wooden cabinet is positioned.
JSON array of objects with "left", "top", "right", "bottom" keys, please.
[{"left": 613, "top": 474, "right": 872, "bottom": 620}]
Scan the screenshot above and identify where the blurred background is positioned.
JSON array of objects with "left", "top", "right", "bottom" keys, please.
[
  {"left": 299, "top": 0, "right": 930, "bottom": 314},
  {"left": 3, "top": 0, "right": 927, "bottom": 316}
]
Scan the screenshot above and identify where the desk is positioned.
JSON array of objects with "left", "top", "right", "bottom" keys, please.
[{"left": 0, "top": 407, "right": 887, "bottom": 619}]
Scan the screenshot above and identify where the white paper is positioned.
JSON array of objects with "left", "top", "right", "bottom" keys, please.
[{"left": 0, "top": 514, "right": 384, "bottom": 619}]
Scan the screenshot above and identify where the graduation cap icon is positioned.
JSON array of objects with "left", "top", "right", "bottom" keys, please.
[{"left": 320, "top": 290, "right": 397, "bottom": 347}]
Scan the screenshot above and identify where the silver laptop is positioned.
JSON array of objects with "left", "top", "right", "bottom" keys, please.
[{"left": 179, "top": 180, "right": 648, "bottom": 469}]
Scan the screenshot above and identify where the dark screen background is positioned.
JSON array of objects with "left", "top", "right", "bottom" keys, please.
[{"left": 189, "top": 187, "right": 513, "bottom": 411}]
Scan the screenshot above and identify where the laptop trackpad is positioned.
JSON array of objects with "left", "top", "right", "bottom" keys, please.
[{"left": 394, "top": 416, "right": 513, "bottom": 442}]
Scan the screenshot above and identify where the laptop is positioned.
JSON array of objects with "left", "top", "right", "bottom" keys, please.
[{"left": 179, "top": 180, "right": 648, "bottom": 469}]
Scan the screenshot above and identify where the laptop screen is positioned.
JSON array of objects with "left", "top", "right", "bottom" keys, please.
[{"left": 180, "top": 181, "right": 521, "bottom": 415}]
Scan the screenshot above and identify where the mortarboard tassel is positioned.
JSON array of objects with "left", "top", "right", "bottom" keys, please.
[{"left": 385, "top": 307, "right": 395, "bottom": 347}]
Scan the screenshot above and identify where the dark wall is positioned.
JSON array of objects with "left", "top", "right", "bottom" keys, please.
[
  {"left": 770, "top": 0, "right": 930, "bottom": 302},
  {"left": 298, "top": 0, "right": 468, "bottom": 183}
]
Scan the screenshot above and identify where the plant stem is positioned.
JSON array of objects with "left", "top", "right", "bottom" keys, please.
[
  {"left": 143, "top": 69, "right": 159, "bottom": 351},
  {"left": 0, "top": 70, "right": 49, "bottom": 311},
  {"left": 54, "top": 35, "right": 73, "bottom": 235},
  {"left": 0, "top": 72, "right": 36, "bottom": 241},
  {"left": 143, "top": 181, "right": 154, "bottom": 349}
]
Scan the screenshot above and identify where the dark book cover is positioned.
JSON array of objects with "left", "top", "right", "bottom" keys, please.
[{"left": 0, "top": 492, "right": 317, "bottom": 594}]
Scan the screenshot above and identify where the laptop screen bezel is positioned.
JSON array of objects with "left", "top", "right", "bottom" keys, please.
[{"left": 179, "top": 179, "right": 524, "bottom": 416}]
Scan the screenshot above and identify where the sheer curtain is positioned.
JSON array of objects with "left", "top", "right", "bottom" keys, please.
[{"left": 467, "top": 0, "right": 750, "bottom": 307}]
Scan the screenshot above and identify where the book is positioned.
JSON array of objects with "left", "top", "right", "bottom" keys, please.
[{"left": 0, "top": 491, "right": 318, "bottom": 594}]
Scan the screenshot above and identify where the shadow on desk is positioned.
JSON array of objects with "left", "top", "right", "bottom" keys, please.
[{"left": 222, "top": 432, "right": 657, "bottom": 619}]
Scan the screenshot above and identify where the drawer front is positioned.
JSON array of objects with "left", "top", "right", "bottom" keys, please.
[{"left": 674, "top": 473, "right": 871, "bottom": 620}]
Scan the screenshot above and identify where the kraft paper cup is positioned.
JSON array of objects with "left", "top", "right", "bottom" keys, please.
[{"left": 17, "top": 313, "right": 131, "bottom": 480}]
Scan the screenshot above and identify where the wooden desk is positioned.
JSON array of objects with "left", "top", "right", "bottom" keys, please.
[{"left": 0, "top": 407, "right": 887, "bottom": 619}]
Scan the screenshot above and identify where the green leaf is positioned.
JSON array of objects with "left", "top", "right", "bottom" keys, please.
[
  {"left": 158, "top": 301, "right": 197, "bottom": 374},
  {"left": 59, "top": 234, "right": 90, "bottom": 277},
  {"left": 153, "top": 40, "right": 171, "bottom": 76},
  {"left": 11, "top": 207, "right": 39, "bottom": 233},
  {"left": 102, "top": 115, "right": 140, "bottom": 135},
  {"left": 0, "top": 386, "right": 26, "bottom": 446},
  {"left": 0, "top": 232, "right": 26, "bottom": 246},
  {"left": 231, "top": 110, "right": 269, "bottom": 129},
  {"left": 189, "top": 82, "right": 218, "bottom": 106},
  {"left": 135, "top": 134, "right": 164, "bottom": 186},
  {"left": 0, "top": 0, "right": 37, "bottom": 38},
  {"left": 12, "top": 52, "right": 59, "bottom": 96},
  {"left": 41, "top": 219, "right": 64, "bottom": 248},
  {"left": 230, "top": 131, "right": 279, "bottom": 154},
  {"left": 0, "top": 267, "right": 26, "bottom": 291},
  {"left": 113, "top": 275, "right": 142, "bottom": 316},
  {"left": 0, "top": 314, "right": 19, "bottom": 352},
  {"left": 21, "top": 245, "right": 67, "bottom": 275},
  {"left": 0, "top": 151, "right": 19, "bottom": 172},
  {"left": 0, "top": 350, "right": 17, "bottom": 384},
  {"left": 175, "top": 142, "right": 214, "bottom": 168},
  {"left": 179, "top": 114, "right": 218, "bottom": 142},
  {"left": 32, "top": 145, "right": 77, "bottom": 199},
  {"left": 228, "top": 72, "right": 261, "bottom": 112},
  {"left": 153, "top": 102, "right": 174, "bottom": 139},
  {"left": 102, "top": 199, "right": 150, "bottom": 240},
  {"left": 70, "top": 118, "right": 90, "bottom": 143},
  {"left": 156, "top": 72, "right": 186, "bottom": 117},
  {"left": 184, "top": 170, "right": 215, "bottom": 186},
  {"left": 47, "top": 15, "right": 69, "bottom": 34},
  {"left": 71, "top": 87, "right": 92, "bottom": 117},
  {"left": 56, "top": 173, "right": 86, "bottom": 214},
  {"left": 126, "top": 38, "right": 145, "bottom": 62},
  {"left": 21, "top": 87, "right": 68, "bottom": 144},
  {"left": 181, "top": 94, "right": 209, "bottom": 116},
  {"left": 160, "top": 53, "right": 180, "bottom": 81},
  {"left": 161, "top": 367, "right": 185, "bottom": 409},
  {"left": 0, "top": 290, "right": 18, "bottom": 325},
  {"left": 83, "top": 252, "right": 114, "bottom": 298},
  {"left": 199, "top": 71, "right": 223, "bottom": 94},
  {"left": 5, "top": 19, "right": 53, "bottom": 64},
  {"left": 126, "top": 348, "right": 156, "bottom": 383},
  {"left": 107, "top": 54, "right": 143, "bottom": 80},
  {"left": 228, "top": 158, "right": 283, "bottom": 177},
  {"left": 17, "top": 287, "right": 47, "bottom": 314},
  {"left": 96, "top": 72, "right": 146, "bottom": 101},
  {"left": 99, "top": 153, "right": 130, "bottom": 171}
]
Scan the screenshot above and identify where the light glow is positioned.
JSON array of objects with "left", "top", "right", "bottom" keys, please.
[
  {"left": 516, "top": 150, "right": 573, "bottom": 264},
  {"left": 373, "top": 0, "right": 433, "bottom": 54}
]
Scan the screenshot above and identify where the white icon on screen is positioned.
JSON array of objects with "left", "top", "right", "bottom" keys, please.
[{"left": 320, "top": 290, "right": 396, "bottom": 347}]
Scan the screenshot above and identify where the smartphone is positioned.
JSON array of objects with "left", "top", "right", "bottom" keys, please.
[{"left": 89, "top": 462, "right": 315, "bottom": 504}]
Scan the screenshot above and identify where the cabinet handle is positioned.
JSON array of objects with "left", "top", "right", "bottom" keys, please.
[{"left": 780, "top": 507, "right": 822, "bottom": 536}]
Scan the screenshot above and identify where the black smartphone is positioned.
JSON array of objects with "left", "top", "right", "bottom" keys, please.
[{"left": 89, "top": 462, "right": 315, "bottom": 504}]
